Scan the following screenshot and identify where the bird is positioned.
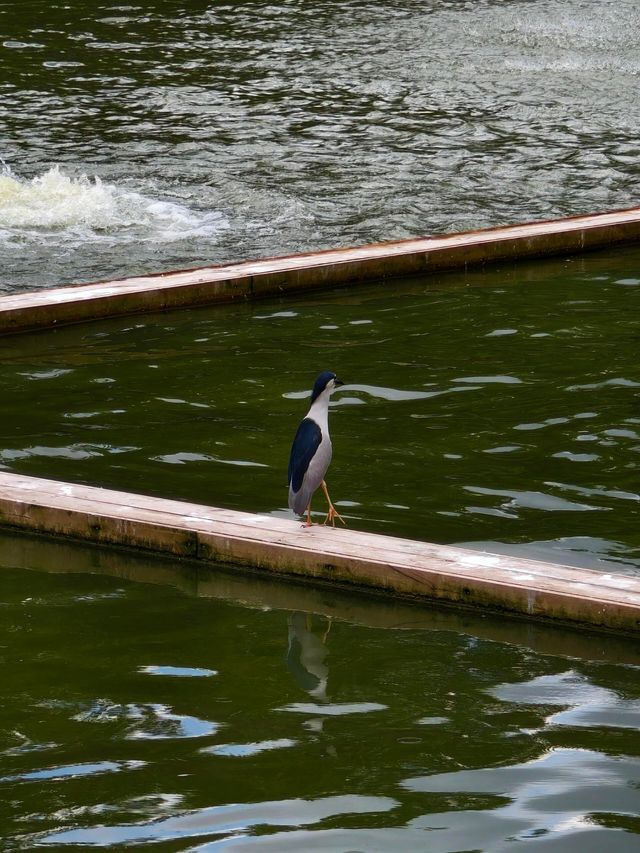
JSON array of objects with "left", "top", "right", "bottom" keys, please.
[{"left": 288, "top": 370, "right": 346, "bottom": 527}]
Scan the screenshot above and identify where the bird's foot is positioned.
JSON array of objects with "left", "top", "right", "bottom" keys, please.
[{"left": 323, "top": 504, "right": 346, "bottom": 527}]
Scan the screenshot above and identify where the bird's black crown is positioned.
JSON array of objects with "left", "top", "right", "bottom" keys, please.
[{"left": 310, "top": 371, "right": 343, "bottom": 403}]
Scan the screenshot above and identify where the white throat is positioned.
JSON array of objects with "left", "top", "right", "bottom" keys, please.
[{"left": 306, "top": 389, "right": 331, "bottom": 430}]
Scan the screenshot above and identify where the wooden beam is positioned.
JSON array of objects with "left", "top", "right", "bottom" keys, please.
[
  {"left": 2, "top": 206, "right": 640, "bottom": 334},
  {"left": 1, "top": 471, "right": 639, "bottom": 634}
]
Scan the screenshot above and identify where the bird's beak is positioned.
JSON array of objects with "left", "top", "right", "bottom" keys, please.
[{"left": 334, "top": 378, "right": 345, "bottom": 387}]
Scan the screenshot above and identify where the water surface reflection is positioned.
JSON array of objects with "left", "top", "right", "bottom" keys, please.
[
  {"left": 2, "top": 0, "right": 640, "bottom": 291},
  {"left": 2, "top": 534, "right": 640, "bottom": 849}
]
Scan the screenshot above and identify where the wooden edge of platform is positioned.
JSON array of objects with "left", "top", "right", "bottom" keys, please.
[
  {"left": 4, "top": 528, "right": 640, "bottom": 667},
  {"left": 0, "top": 471, "right": 639, "bottom": 635},
  {"left": 2, "top": 206, "right": 640, "bottom": 334}
]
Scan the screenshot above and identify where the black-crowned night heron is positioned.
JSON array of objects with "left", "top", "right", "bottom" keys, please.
[{"left": 288, "top": 370, "right": 346, "bottom": 527}]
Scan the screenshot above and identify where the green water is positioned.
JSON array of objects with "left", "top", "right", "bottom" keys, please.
[
  {"left": 2, "top": 532, "right": 640, "bottom": 850},
  {"left": 3, "top": 0, "right": 640, "bottom": 846},
  {"left": 1, "top": 249, "right": 639, "bottom": 571}
]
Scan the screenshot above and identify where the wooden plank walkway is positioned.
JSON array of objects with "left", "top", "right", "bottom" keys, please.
[
  {"left": 2, "top": 206, "right": 640, "bottom": 334},
  {"left": 1, "top": 471, "right": 639, "bottom": 634}
]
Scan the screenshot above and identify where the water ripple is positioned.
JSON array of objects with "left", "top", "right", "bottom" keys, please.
[
  {"left": 1, "top": 759, "right": 145, "bottom": 785},
  {"left": 40, "top": 794, "right": 398, "bottom": 846},
  {"left": 0, "top": 443, "right": 139, "bottom": 462},
  {"left": 567, "top": 377, "right": 640, "bottom": 391},
  {"left": 126, "top": 704, "right": 219, "bottom": 741},
  {"left": 72, "top": 701, "right": 219, "bottom": 740},
  {"left": 464, "top": 486, "right": 607, "bottom": 513},
  {"left": 152, "top": 452, "right": 268, "bottom": 468},
  {"left": 4, "top": 1, "right": 640, "bottom": 292},
  {"left": 490, "top": 670, "right": 640, "bottom": 730},
  {"left": 139, "top": 665, "right": 218, "bottom": 678},
  {"left": 402, "top": 748, "right": 640, "bottom": 843},
  {"left": 201, "top": 739, "right": 297, "bottom": 758},
  {"left": 277, "top": 702, "right": 387, "bottom": 716},
  {"left": 453, "top": 375, "right": 523, "bottom": 385}
]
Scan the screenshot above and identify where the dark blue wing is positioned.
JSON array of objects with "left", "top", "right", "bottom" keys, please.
[{"left": 288, "top": 417, "right": 322, "bottom": 493}]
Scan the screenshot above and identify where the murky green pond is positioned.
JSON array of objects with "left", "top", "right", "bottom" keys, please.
[
  {"left": 3, "top": 1, "right": 640, "bottom": 847},
  {"left": 2, "top": 531, "right": 640, "bottom": 851},
  {"left": 1, "top": 248, "right": 638, "bottom": 572}
]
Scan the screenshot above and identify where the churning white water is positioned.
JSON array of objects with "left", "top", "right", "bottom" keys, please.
[{"left": 0, "top": 166, "right": 228, "bottom": 246}]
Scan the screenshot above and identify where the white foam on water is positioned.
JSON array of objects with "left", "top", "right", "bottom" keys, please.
[{"left": 0, "top": 165, "right": 228, "bottom": 245}]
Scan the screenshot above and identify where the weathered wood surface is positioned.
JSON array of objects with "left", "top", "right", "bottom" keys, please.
[
  {"left": 1, "top": 471, "right": 639, "bottom": 634},
  {"left": 2, "top": 206, "right": 640, "bottom": 333}
]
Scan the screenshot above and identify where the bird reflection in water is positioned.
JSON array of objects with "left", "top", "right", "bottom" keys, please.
[{"left": 286, "top": 612, "right": 335, "bottom": 743}]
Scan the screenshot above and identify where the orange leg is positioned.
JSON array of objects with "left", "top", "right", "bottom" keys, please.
[
  {"left": 321, "top": 480, "right": 346, "bottom": 527},
  {"left": 304, "top": 503, "right": 313, "bottom": 527}
]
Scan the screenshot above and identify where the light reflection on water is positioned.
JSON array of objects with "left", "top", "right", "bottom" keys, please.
[
  {"left": 2, "top": 540, "right": 639, "bottom": 851},
  {"left": 490, "top": 670, "right": 640, "bottom": 730},
  {"left": 42, "top": 794, "right": 400, "bottom": 847},
  {"left": 1, "top": 0, "right": 640, "bottom": 291},
  {"left": 402, "top": 749, "right": 640, "bottom": 849}
]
